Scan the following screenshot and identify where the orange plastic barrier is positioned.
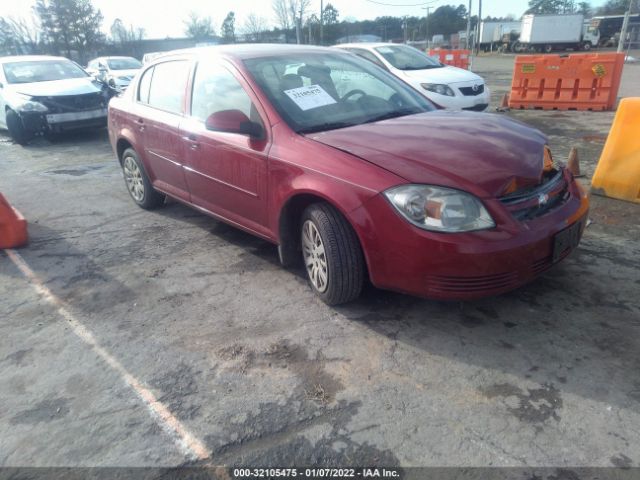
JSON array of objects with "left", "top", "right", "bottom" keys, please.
[
  {"left": 0, "top": 193, "right": 28, "bottom": 249},
  {"left": 508, "top": 53, "right": 625, "bottom": 111},
  {"left": 591, "top": 97, "right": 640, "bottom": 203},
  {"left": 428, "top": 49, "right": 470, "bottom": 70}
]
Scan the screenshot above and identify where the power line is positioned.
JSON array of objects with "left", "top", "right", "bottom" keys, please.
[{"left": 364, "top": 0, "right": 438, "bottom": 7}]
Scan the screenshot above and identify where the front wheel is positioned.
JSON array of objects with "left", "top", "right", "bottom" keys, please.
[
  {"left": 121, "top": 148, "right": 165, "bottom": 209},
  {"left": 582, "top": 41, "right": 592, "bottom": 51},
  {"left": 6, "top": 109, "right": 32, "bottom": 145},
  {"left": 301, "top": 203, "right": 364, "bottom": 305}
]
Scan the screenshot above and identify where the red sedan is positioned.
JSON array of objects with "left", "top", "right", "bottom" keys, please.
[{"left": 108, "top": 45, "right": 589, "bottom": 305}]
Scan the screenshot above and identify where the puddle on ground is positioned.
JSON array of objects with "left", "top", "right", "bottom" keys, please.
[{"left": 44, "top": 165, "right": 108, "bottom": 176}]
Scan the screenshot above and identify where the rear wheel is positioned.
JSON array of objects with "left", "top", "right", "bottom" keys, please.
[
  {"left": 544, "top": 44, "right": 554, "bottom": 53},
  {"left": 301, "top": 203, "right": 364, "bottom": 305},
  {"left": 6, "top": 109, "right": 32, "bottom": 145},
  {"left": 121, "top": 148, "right": 165, "bottom": 209}
]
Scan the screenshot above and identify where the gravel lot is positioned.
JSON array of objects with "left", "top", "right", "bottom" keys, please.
[{"left": 1, "top": 52, "right": 639, "bottom": 473}]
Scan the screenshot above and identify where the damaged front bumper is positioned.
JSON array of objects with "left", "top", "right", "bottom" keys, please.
[{"left": 20, "top": 109, "right": 108, "bottom": 135}]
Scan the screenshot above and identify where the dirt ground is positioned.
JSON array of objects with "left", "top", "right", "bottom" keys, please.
[{"left": 1, "top": 52, "right": 639, "bottom": 474}]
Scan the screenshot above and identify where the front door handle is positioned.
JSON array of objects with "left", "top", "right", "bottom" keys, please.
[
  {"left": 135, "top": 118, "right": 145, "bottom": 132},
  {"left": 182, "top": 135, "right": 200, "bottom": 150}
]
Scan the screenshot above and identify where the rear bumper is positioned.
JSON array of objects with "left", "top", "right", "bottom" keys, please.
[{"left": 350, "top": 176, "right": 589, "bottom": 300}]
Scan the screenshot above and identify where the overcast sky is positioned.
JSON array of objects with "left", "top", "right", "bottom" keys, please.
[{"left": 1, "top": 0, "right": 608, "bottom": 39}]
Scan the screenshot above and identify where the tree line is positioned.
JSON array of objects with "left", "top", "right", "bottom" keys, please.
[{"left": 1, "top": 0, "right": 635, "bottom": 61}]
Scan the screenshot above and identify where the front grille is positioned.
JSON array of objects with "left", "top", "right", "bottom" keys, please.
[
  {"left": 426, "top": 271, "right": 519, "bottom": 294},
  {"left": 459, "top": 84, "right": 485, "bottom": 96},
  {"left": 38, "top": 93, "right": 106, "bottom": 113},
  {"left": 500, "top": 169, "right": 569, "bottom": 221}
]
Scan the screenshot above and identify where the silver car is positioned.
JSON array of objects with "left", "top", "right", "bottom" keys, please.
[{"left": 86, "top": 56, "right": 142, "bottom": 90}]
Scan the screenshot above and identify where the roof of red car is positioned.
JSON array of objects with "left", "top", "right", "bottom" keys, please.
[{"left": 153, "top": 44, "right": 336, "bottom": 62}]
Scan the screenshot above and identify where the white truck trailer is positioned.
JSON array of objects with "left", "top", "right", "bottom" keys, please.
[
  {"left": 478, "top": 21, "right": 501, "bottom": 51},
  {"left": 515, "top": 14, "right": 600, "bottom": 52}
]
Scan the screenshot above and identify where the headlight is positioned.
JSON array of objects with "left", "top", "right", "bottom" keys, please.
[
  {"left": 384, "top": 185, "right": 495, "bottom": 232},
  {"left": 12, "top": 94, "right": 48, "bottom": 113},
  {"left": 421, "top": 83, "right": 455, "bottom": 97}
]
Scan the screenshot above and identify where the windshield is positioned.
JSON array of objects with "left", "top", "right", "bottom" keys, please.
[
  {"left": 2, "top": 60, "right": 88, "bottom": 84},
  {"left": 107, "top": 58, "right": 142, "bottom": 70},
  {"left": 374, "top": 45, "right": 442, "bottom": 71},
  {"left": 243, "top": 51, "right": 434, "bottom": 134}
]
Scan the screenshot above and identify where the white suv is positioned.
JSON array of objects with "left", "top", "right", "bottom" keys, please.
[{"left": 336, "top": 43, "right": 490, "bottom": 111}]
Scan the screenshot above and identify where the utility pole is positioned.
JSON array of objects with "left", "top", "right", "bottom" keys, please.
[
  {"left": 618, "top": 0, "right": 634, "bottom": 53},
  {"left": 422, "top": 6, "right": 432, "bottom": 49},
  {"left": 320, "top": 0, "right": 324, "bottom": 46},
  {"left": 403, "top": 15, "right": 408, "bottom": 43},
  {"left": 465, "top": 0, "right": 472, "bottom": 49},
  {"left": 475, "top": 0, "right": 482, "bottom": 54}
]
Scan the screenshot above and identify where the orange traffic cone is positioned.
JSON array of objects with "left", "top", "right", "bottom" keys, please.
[
  {"left": 0, "top": 193, "right": 28, "bottom": 249},
  {"left": 567, "top": 147, "right": 582, "bottom": 177},
  {"left": 496, "top": 93, "right": 510, "bottom": 112}
]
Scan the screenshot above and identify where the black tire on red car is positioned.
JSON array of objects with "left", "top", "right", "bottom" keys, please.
[
  {"left": 6, "top": 109, "right": 32, "bottom": 145},
  {"left": 121, "top": 147, "right": 165, "bottom": 210},
  {"left": 301, "top": 203, "right": 364, "bottom": 305}
]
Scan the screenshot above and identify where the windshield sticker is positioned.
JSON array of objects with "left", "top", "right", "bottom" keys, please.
[{"left": 284, "top": 84, "right": 337, "bottom": 111}]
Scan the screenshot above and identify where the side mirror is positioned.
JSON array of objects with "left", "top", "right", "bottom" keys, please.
[{"left": 205, "top": 109, "right": 264, "bottom": 138}]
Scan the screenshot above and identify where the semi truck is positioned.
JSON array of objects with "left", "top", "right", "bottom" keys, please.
[{"left": 514, "top": 14, "right": 600, "bottom": 53}]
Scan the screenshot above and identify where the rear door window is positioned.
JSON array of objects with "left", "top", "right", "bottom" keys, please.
[{"left": 146, "top": 60, "right": 190, "bottom": 114}]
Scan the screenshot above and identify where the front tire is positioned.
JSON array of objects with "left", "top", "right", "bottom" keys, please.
[
  {"left": 121, "top": 148, "right": 165, "bottom": 209},
  {"left": 582, "top": 41, "right": 592, "bottom": 51},
  {"left": 301, "top": 203, "right": 364, "bottom": 305},
  {"left": 6, "top": 109, "right": 32, "bottom": 145}
]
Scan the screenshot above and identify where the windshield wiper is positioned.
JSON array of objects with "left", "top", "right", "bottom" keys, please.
[
  {"left": 365, "top": 108, "right": 420, "bottom": 124},
  {"left": 298, "top": 121, "right": 355, "bottom": 134}
]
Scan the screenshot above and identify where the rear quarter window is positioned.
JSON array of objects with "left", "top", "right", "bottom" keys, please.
[{"left": 138, "top": 66, "right": 153, "bottom": 104}]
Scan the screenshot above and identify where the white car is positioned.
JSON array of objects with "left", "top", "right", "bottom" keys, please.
[
  {"left": 0, "top": 55, "right": 111, "bottom": 144},
  {"left": 86, "top": 56, "right": 142, "bottom": 90},
  {"left": 335, "top": 43, "right": 490, "bottom": 111}
]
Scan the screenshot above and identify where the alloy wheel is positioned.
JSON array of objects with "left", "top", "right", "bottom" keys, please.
[
  {"left": 302, "top": 220, "right": 329, "bottom": 293},
  {"left": 123, "top": 156, "right": 145, "bottom": 202}
]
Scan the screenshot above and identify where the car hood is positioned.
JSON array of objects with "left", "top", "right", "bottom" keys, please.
[
  {"left": 307, "top": 111, "right": 548, "bottom": 198},
  {"left": 10, "top": 77, "right": 103, "bottom": 97},
  {"left": 399, "top": 65, "right": 483, "bottom": 84}
]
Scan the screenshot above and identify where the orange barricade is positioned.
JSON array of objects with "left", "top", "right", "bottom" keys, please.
[
  {"left": 428, "top": 49, "right": 470, "bottom": 70},
  {"left": 0, "top": 193, "right": 28, "bottom": 249},
  {"left": 508, "top": 53, "right": 625, "bottom": 111}
]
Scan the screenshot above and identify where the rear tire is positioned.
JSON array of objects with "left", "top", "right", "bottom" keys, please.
[
  {"left": 121, "top": 148, "right": 165, "bottom": 210},
  {"left": 544, "top": 44, "right": 553, "bottom": 53},
  {"left": 6, "top": 109, "right": 32, "bottom": 145},
  {"left": 301, "top": 203, "right": 364, "bottom": 305}
]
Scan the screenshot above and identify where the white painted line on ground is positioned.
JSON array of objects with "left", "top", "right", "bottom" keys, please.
[{"left": 4, "top": 248, "right": 211, "bottom": 463}]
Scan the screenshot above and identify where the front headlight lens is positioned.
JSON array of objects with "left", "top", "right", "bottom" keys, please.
[
  {"left": 13, "top": 94, "right": 48, "bottom": 113},
  {"left": 421, "top": 83, "right": 455, "bottom": 97},
  {"left": 384, "top": 185, "right": 495, "bottom": 232}
]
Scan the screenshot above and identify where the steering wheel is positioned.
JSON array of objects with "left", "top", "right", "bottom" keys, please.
[{"left": 341, "top": 89, "right": 366, "bottom": 102}]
